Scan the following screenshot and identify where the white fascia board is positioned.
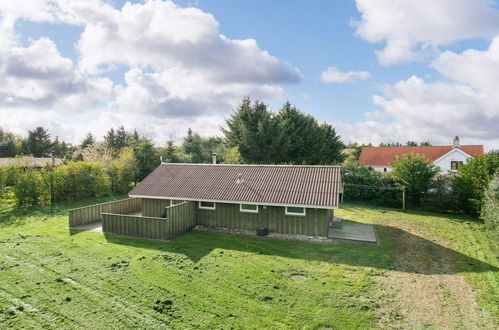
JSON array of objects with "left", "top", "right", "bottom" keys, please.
[
  {"left": 128, "top": 194, "right": 338, "bottom": 210},
  {"left": 433, "top": 148, "right": 472, "bottom": 164}
]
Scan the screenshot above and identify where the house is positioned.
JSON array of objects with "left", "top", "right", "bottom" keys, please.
[
  {"left": 128, "top": 162, "right": 342, "bottom": 237},
  {"left": 359, "top": 137, "right": 483, "bottom": 174},
  {"left": 69, "top": 162, "right": 342, "bottom": 240}
]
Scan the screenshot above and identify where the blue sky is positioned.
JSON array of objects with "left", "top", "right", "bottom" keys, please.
[{"left": 1, "top": 0, "right": 499, "bottom": 148}]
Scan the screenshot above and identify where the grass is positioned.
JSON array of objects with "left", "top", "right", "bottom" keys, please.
[{"left": 0, "top": 196, "right": 497, "bottom": 329}]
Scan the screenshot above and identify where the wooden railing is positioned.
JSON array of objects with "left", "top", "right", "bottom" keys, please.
[
  {"left": 68, "top": 198, "right": 141, "bottom": 227},
  {"left": 102, "top": 201, "right": 196, "bottom": 240}
]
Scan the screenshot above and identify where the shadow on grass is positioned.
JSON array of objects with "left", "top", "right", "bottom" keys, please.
[{"left": 102, "top": 224, "right": 498, "bottom": 275}]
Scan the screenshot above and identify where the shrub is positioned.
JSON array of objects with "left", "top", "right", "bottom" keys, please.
[
  {"left": 12, "top": 169, "right": 44, "bottom": 206},
  {"left": 421, "top": 174, "right": 461, "bottom": 212},
  {"left": 390, "top": 154, "right": 439, "bottom": 206},
  {"left": 52, "top": 162, "right": 110, "bottom": 201},
  {"left": 0, "top": 163, "right": 21, "bottom": 186},
  {"left": 454, "top": 153, "right": 499, "bottom": 216},
  {"left": 341, "top": 165, "right": 401, "bottom": 208},
  {"left": 481, "top": 175, "right": 499, "bottom": 236}
]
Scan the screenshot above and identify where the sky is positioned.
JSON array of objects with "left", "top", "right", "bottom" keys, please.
[{"left": 0, "top": 0, "right": 498, "bottom": 150}]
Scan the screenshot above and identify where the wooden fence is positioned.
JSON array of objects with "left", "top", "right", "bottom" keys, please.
[
  {"left": 102, "top": 201, "right": 196, "bottom": 240},
  {"left": 68, "top": 198, "right": 141, "bottom": 227}
]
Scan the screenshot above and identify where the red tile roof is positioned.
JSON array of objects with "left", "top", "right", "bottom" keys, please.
[
  {"left": 359, "top": 145, "right": 484, "bottom": 167},
  {"left": 129, "top": 163, "right": 342, "bottom": 208}
]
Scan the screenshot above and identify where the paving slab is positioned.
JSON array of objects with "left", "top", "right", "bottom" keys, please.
[
  {"left": 327, "top": 220, "right": 377, "bottom": 243},
  {"left": 70, "top": 220, "right": 102, "bottom": 232}
]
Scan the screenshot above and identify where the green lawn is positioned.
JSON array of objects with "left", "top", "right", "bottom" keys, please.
[{"left": 0, "top": 196, "right": 497, "bottom": 329}]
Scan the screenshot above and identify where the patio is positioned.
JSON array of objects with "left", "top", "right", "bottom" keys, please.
[{"left": 328, "top": 220, "right": 377, "bottom": 243}]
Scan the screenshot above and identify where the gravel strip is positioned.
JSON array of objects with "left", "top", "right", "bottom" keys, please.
[{"left": 192, "top": 225, "right": 336, "bottom": 244}]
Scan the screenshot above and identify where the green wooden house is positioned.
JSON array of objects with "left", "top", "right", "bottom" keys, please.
[{"left": 127, "top": 162, "right": 342, "bottom": 237}]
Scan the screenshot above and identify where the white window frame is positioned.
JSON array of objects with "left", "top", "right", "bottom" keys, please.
[
  {"left": 285, "top": 206, "right": 306, "bottom": 217},
  {"left": 239, "top": 204, "right": 259, "bottom": 213},
  {"left": 198, "top": 201, "right": 216, "bottom": 210}
]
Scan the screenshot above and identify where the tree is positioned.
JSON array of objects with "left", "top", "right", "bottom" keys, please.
[
  {"left": 454, "top": 153, "right": 499, "bottom": 215},
  {"left": 223, "top": 98, "right": 281, "bottom": 163},
  {"left": 115, "top": 126, "right": 129, "bottom": 150},
  {"left": 342, "top": 142, "right": 372, "bottom": 166},
  {"left": 81, "top": 142, "right": 115, "bottom": 165},
  {"left": 23, "top": 127, "right": 52, "bottom": 157},
  {"left": 221, "top": 146, "right": 243, "bottom": 164},
  {"left": 80, "top": 132, "right": 95, "bottom": 149},
  {"left": 104, "top": 128, "right": 116, "bottom": 150},
  {"left": 0, "top": 128, "right": 21, "bottom": 157},
  {"left": 314, "top": 123, "right": 345, "bottom": 164},
  {"left": 182, "top": 128, "right": 204, "bottom": 163},
  {"left": 390, "top": 153, "right": 439, "bottom": 206},
  {"left": 51, "top": 136, "right": 62, "bottom": 157},
  {"left": 107, "top": 147, "right": 139, "bottom": 193},
  {"left": 275, "top": 102, "right": 320, "bottom": 164},
  {"left": 129, "top": 137, "right": 159, "bottom": 180},
  {"left": 161, "top": 140, "right": 190, "bottom": 163}
]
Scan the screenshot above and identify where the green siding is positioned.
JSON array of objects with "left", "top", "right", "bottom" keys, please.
[
  {"left": 73, "top": 197, "right": 333, "bottom": 239},
  {"left": 142, "top": 198, "right": 171, "bottom": 217},
  {"left": 68, "top": 198, "right": 141, "bottom": 227},
  {"left": 102, "top": 201, "right": 196, "bottom": 240},
  {"left": 102, "top": 213, "right": 168, "bottom": 240},
  {"left": 196, "top": 203, "right": 332, "bottom": 236}
]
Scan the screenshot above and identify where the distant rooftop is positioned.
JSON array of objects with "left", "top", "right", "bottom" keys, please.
[
  {"left": 0, "top": 157, "right": 63, "bottom": 167},
  {"left": 359, "top": 145, "right": 484, "bottom": 167}
]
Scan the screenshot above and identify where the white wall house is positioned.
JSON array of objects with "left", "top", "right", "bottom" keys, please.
[{"left": 359, "top": 137, "right": 484, "bottom": 175}]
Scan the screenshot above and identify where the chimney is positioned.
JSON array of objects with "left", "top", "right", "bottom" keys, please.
[
  {"left": 211, "top": 153, "right": 217, "bottom": 164},
  {"left": 453, "top": 136, "right": 460, "bottom": 149}
]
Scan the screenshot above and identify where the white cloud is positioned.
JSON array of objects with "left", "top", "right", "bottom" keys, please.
[
  {"left": 354, "top": 0, "right": 499, "bottom": 65},
  {"left": 0, "top": 37, "right": 112, "bottom": 110},
  {"left": 432, "top": 36, "right": 499, "bottom": 99},
  {"left": 320, "top": 67, "right": 370, "bottom": 83},
  {"left": 336, "top": 75, "right": 499, "bottom": 149},
  {"left": 0, "top": 0, "right": 301, "bottom": 143}
]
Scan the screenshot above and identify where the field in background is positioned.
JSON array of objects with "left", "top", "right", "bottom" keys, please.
[{"left": 0, "top": 197, "right": 497, "bottom": 328}]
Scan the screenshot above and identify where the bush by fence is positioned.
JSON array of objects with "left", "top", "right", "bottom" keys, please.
[
  {"left": 341, "top": 165, "right": 401, "bottom": 208},
  {"left": 2, "top": 161, "right": 110, "bottom": 206},
  {"left": 481, "top": 175, "right": 499, "bottom": 236}
]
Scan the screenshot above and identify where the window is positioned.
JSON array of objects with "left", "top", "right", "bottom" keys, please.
[
  {"left": 450, "top": 161, "right": 463, "bottom": 170},
  {"left": 383, "top": 168, "right": 387, "bottom": 172},
  {"left": 198, "top": 201, "right": 215, "bottom": 210},
  {"left": 285, "top": 206, "right": 306, "bottom": 216},
  {"left": 240, "top": 204, "right": 258, "bottom": 213}
]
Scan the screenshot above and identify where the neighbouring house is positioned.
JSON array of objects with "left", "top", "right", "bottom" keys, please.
[
  {"left": 69, "top": 162, "right": 342, "bottom": 240},
  {"left": 0, "top": 156, "right": 63, "bottom": 169},
  {"left": 359, "top": 137, "right": 484, "bottom": 174}
]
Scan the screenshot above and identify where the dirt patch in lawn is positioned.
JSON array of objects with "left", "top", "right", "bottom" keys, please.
[{"left": 375, "top": 225, "right": 494, "bottom": 329}]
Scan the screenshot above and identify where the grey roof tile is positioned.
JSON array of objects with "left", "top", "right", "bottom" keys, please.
[{"left": 129, "top": 163, "right": 342, "bottom": 208}]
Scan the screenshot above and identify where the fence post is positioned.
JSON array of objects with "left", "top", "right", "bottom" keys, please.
[{"left": 402, "top": 186, "right": 406, "bottom": 210}]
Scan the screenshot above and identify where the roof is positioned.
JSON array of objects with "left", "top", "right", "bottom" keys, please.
[
  {"left": 0, "top": 157, "right": 63, "bottom": 167},
  {"left": 359, "top": 145, "right": 484, "bottom": 167},
  {"left": 129, "top": 163, "right": 342, "bottom": 209}
]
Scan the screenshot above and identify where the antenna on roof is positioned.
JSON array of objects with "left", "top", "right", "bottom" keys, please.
[{"left": 236, "top": 173, "right": 245, "bottom": 184}]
